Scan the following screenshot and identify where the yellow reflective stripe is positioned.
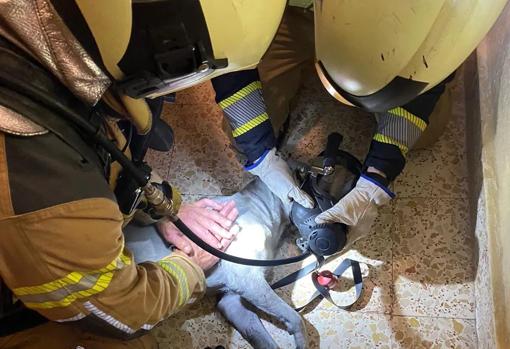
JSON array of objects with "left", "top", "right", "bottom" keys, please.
[
  {"left": 24, "top": 272, "right": 114, "bottom": 309},
  {"left": 119, "top": 252, "right": 132, "bottom": 266},
  {"left": 373, "top": 133, "right": 409, "bottom": 155},
  {"left": 389, "top": 107, "right": 427, "bottom": 131},
  {"left": 232, "top": 113, "right": 269, "bottom": 137},
  {"left": 218, "top": 81, "right": 262, "bottom": 109},
  {"left": 13, "top": 250, "right": 131, "bottom": 297},
  {"left": 170, "top": 262, "right": 190, "bottom": 303},
  {"left": 14, "top": 272, "right": 83, "bottom": 296},
  {"left": 159, "top": 263, "right": 183, "bottom": 306},
  {"left": 158, "top": 260, "right": 190, "bottom": 307}
]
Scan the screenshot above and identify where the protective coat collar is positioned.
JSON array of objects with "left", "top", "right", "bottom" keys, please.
[{"left": 0, "top": 0, "right": 110, "bottom": 106}]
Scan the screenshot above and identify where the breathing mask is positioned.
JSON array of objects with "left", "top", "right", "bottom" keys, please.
[{"left": 290, "top": 133, "right": 362, "bottom": 256}]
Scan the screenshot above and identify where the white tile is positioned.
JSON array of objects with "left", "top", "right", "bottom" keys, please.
[
  {"left": 392, "top": 198, "right": 475, "bottom": 318},
  {"left": 391, "top": 316, "right": 477, "bottom": 349}
]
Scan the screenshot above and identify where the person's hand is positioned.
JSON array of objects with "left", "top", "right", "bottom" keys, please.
[
  {"left": 158, "top": 198, "right": 239, "bottom": 251},
  {"left": 182, "top": 221, "right": 240, "bottom": 272},
  {"left": 247, "top": 148, "right": 314, "bottom": 208},
  {"left": 214, "top": 200, "right": 240, "bottom": 249},
  {"left": 185, "top": 244, "right": 220, "bottom": 271},
  {"left": 157, "top": 199, "right": 239, "bottom": 271},
  {"left": 315, "top": 174, "right": 394, "bottom": 240}
]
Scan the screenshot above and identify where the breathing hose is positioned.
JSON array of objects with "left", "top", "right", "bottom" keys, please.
[
  {"left": 172, "top": 218, "right": 311, "bottom": 266},
  {"left": 0, "top": 72, "right": 312, "bottom": 267}
]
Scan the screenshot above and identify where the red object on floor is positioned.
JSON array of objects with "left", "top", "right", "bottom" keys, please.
[{"left": 317, "top": 270, "right": 337, "bottom": 288}]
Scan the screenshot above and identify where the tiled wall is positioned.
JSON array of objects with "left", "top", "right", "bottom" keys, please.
[{"left": 464, "top": 2, "right": 510, "bottom": 347}]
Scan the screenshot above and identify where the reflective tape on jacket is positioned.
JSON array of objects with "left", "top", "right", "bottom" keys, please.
[
  {"left": 373, "top": 107, "right": 428, "bottom": 155},
  {"left": 13, "top": 251, "right": 131, "bottom": 309}
]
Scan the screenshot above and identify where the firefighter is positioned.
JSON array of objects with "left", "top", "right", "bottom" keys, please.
[
  {"left": 211, "top": 0, "right": 507, "bottom": 243},
  {"left": 0, "top": 0, "right": 286, "bottom": 347}
]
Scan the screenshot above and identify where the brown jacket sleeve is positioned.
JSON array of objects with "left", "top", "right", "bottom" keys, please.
[
  {"left": 0, "top": 131, "right": 205, "bottom": 338},
  {"left": 0, "top": 197, "right": 205, "bottom": 337}
]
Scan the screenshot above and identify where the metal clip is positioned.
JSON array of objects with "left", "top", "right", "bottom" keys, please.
[{"left": 292, "top": 160, "right": 335, "bottom": 177}]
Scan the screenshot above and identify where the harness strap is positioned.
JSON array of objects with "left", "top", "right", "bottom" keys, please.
[
  {"left": 270, "top": 256, "right": 364, "bottom": 312},
  {"left": 271, "top": 256, "right": 324, "bottom": 290},
  {"left": 296, "top": 258, "right": 364, "bottom": 312}
]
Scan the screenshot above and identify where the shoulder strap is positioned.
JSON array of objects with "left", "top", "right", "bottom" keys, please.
[
  {"left": 0, "top": 39, "right": 106, "bottom": 336},
  {"left": 0, "top": 38, "right": 108, "bottom": 173}
]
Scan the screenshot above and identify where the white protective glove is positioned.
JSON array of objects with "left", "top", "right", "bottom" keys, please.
[
  {"left": 247, "top": 148, "right": 314, "bottom": 208},
  {"left": 315, "top": 174, "right": 394, "bottom": 242}
]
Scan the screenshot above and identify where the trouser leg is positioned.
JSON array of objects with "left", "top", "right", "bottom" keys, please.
[
  {"left": 219, "top": 7, "right": 315, "bottom": 149},
  {"left": 258, "top": 7, "right": 315, "bottom": 136},
  {"left": 0, "top": 321, "right": 158, "bottom": 349},
  {"left": 412, "top": 85, "right": 453, "bottom": 149},
  {"left": 401, "top": 73, "right": 455, "bottom": 151}
]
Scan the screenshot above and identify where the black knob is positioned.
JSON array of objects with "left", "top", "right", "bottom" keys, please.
[{"left": 323, "top": 132, "right": 343, "bottom": 168}]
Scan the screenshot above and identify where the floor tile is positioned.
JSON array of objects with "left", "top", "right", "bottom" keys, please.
[
  {"left": 156, "top": 297, "right": 394, "bottom": 349},
  {"left": 154, "top": 297, "right": 233, "bottom": 349},
  {"left": 394, "top": 122, "right": 468, "bottom": 199},
  {"left": 282, "top": 99, "right": 375, "bottom": 163},
  {"left": 144, "top": 148, "right": 174, "bottom": 182},
  {"left": 391, "top": 316, "right": 476, "bottom": 349},
  {"left": 175, "top": 81, "right": 217, "bottom": 105},
  {"left": 303, "top": 310, "right": 393, "bottom": 349},
  {"left": 161, "top": 103, "right": 244, "bottom": 195},
  {"left": 392, "top": 198, "right": 475, "bottom": 318},
  {"left": 394, "top": 77, "right": 468, "bottom": 199}
]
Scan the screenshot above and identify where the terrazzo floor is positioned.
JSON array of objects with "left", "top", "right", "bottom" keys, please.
[{"left": 145, "top": 65, "right": 476, "bottom": 349}]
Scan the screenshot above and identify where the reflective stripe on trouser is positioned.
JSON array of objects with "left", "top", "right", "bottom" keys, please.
[
  {"left": 12, "top": 250, "right": 131, "bottom": 309},
  {"left": 218, "top": 81, "right": 270, "bottom": 138},
  {"left": 374, "top": 107, "right": 427, "bottom": 155}
]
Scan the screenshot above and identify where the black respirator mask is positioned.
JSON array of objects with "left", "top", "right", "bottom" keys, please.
[{"left": 290, "top": 132, "right": 362, "bottom": 257}]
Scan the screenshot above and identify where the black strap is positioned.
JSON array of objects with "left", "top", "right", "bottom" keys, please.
[
  {"left": 271, "top": 256, "right": 365, "bottom": 312},
  {"left": 271, "top": 256, "right": 324, "bottom": 290},
  {"left": 0, "top": 44, "right": 105, "bottom": 168},
  {"left": 295, "top": 258, "right": 364, "bottom": 312}
]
